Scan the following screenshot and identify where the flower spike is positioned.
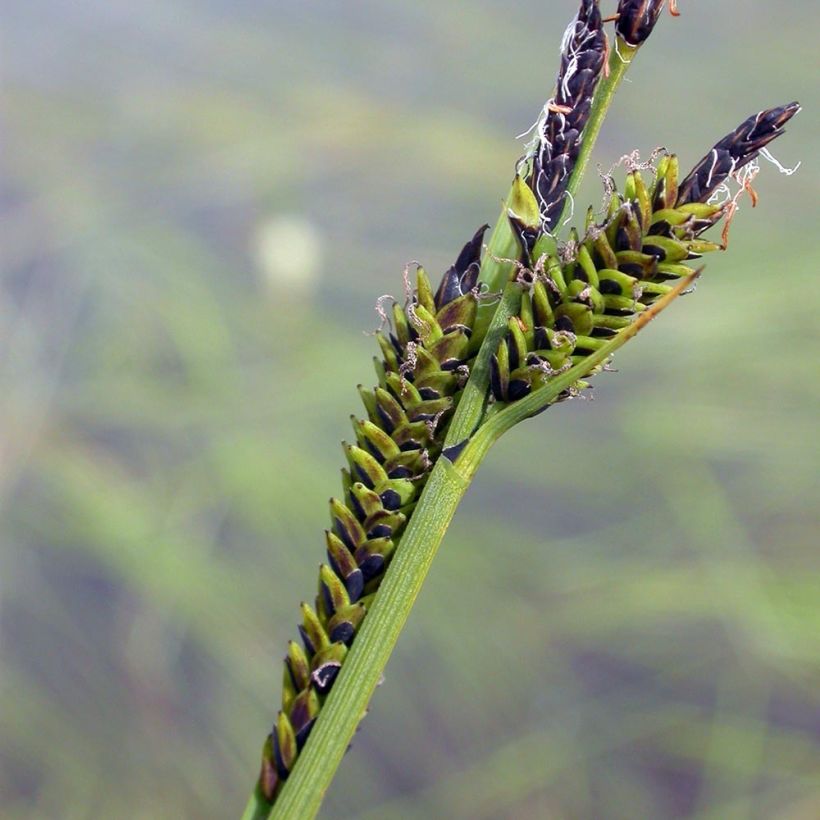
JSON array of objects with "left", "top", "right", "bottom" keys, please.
[
  {"left": 677, "top": 103, "right": 801, "bottom": 206},
  {"left": 256, "top": 226, "right": 488, "bottom": 799},
  {"left": 489, "top": 107, "right": 797, "bottom": 406},
  {"left": 529, "top": 0, "right": 607, "bottom": 233}
]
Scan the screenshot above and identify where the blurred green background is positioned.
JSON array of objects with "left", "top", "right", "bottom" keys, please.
[{"left": 2, "top": 1, "right": 818, "bottom": 817}]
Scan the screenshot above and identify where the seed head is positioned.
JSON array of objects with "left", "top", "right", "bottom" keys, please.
[{"left": 491, "top": 163, "right": 727, "bottom": 406}]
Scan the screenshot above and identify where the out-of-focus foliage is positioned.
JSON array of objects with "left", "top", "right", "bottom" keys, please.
[{"left": 2, "top": 1, "right": 818, "bottom": 817}]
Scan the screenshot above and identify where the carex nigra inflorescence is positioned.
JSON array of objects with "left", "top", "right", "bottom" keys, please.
[{"left": 255, "top": 0, "right": 799, "bottom": 806}]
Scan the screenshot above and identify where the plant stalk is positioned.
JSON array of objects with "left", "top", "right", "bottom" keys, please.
[
  {"left": 243, "top": 32, "right": 643, "bottom": 820},
  {"left": 443, "top": 282, "right": 523, "bottom": 448}
]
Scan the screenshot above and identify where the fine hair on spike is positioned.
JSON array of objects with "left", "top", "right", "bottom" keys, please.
[
  {"left": 398, "top": 341, "right": 419, "bottom": 380},
  {"left": 758, "top": 146, "right": 801, "bottom": 176},
  {"left": 368, "top": 294, "right": 397, "bottom": 335},
  {"left": 401, "top": 262, "right": 418, "bottom": 308}
]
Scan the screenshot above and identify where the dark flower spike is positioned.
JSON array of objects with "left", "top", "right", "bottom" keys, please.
[
  {"left": 676, "top": 102, "right": 801, "bottom": 206},
  {"left": 434, "top": 224, "right": 488, "bottom": 308},
  {"left": 615, "top": 0, "right": 669, "bottom": 47},
  {"left": 529, "top": 0, "right": 606, "bottom": 232}
]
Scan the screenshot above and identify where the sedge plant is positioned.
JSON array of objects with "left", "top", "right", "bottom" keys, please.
[{"left": 243, "top": 2, "right": 799, "bottom": 817}]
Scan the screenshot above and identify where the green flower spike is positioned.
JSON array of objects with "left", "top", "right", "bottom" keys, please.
[
  {"left": 491, "top": 156, "right": 723, "bottom": 404},
  {"left": 487, "top": 99, "right": 800, "bottom": 409},
  {"left": 256, "top": 225, "right": 489, "bottom": 801}
]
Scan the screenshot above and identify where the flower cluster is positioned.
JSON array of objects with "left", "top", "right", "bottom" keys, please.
[
  {"left": 493, "top": 154, "right": 723, "bottom": 403},
  {"left": 258, "top": 227, "right": 487, "bottom": 800},
  {"left": 529, "top": 0, "right": 606, "bottom": 231},
  {"left": 491, "top": 101, "right": 800, "bottom": 406}
]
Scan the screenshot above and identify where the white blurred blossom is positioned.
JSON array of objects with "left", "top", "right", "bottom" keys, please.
[{"left": 253, "top": 215, "right": 323, "bottom": 298}]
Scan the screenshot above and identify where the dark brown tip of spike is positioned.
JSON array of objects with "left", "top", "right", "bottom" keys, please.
[
  {"left": 454, "top": 224, "right": 489, "bottom": 274},
  {"left": 615, "top": 0, "right": 666, "bottom": 47}
]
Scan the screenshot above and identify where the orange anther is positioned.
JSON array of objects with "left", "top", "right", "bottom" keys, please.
[
  {"left": 743, "top": 178, "right": 760, "bottom": 208},
  {"left": 720, "top": 202, "right": 737, "bottom": 250}
]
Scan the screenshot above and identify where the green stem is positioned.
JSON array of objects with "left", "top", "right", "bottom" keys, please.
[
  {"left": 444, "top": 282, "right": 523, "bottom": 448},
  {"left": 242, "top": 788, "right": 269, "bottom": 820},
  {"left": 476, "top": 193, "right": 520, "bottom": 294}
]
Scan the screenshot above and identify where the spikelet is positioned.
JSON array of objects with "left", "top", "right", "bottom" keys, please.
[
  {"left": 529, "top": 0, "right": 606, "bottom": 232},
  {"left": 490, "top": 150, "right": 733, "bottom": 405},
  {"left": 256, "top": 225, "right": 488, "bottom": 800}
]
